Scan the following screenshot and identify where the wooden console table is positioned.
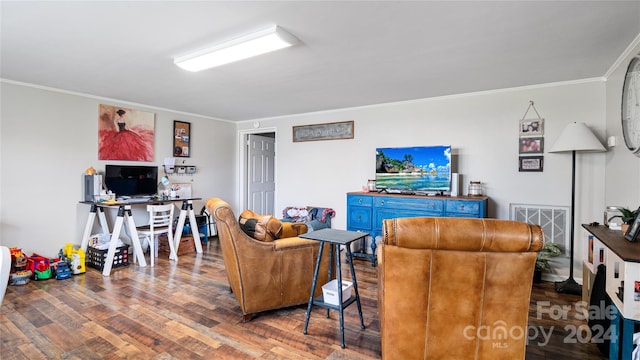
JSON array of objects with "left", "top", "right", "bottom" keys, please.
[{"left": 582, "top": 224, "right": 639, "bottom": 360}]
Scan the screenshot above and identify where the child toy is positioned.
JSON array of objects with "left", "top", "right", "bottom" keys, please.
[
  {"left": 61, "top": 243, "right": 86, "bottom": 275},
  {"left": 9, "top": 270, "right": 32, "bottom": 285},
  {"left": 9, "top": 247, "right": 27, "bottom": 272},
  {"left": 50, "top": 261, "right": 72, "bottom": 280},
  {"left": 27, "top": 254, "right": 52, "bottom": 280}
]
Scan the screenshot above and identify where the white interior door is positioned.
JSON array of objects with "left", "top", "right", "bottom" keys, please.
[{"left": 246, "top": 134, "right": 276, "bottom": 214}]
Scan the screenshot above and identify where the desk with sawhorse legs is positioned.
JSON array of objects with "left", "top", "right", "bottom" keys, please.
[{"left": 80, "top": 198, "right": 203, "bottom": 276}]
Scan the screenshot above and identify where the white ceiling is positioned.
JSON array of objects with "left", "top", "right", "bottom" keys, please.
[{"left": 2, "top": 1, "right": 639, "bottom": 122}]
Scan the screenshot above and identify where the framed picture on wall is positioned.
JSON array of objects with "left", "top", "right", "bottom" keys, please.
[
  {"left": 173, "top": 121, "right": 190, "bottom": 157},
  {"left": 519, "top": 156, "right": 544, "bottom": 172},
  {"left": 519, "top": 137, "right": 544, "bottom": 154},
  {"left": 98, "top": 104, "right": 155, "bottom": 161},
  {"left": 519, "top": 118, "right": 544, "bottom": 136}
]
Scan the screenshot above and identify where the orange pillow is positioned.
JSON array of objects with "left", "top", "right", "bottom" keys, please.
[{"left": 238, "top": 210, "right": 283, "bottom": 242}]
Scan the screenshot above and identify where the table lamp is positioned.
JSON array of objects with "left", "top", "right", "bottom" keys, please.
[{"left": 548, "top": 122, "right": 606, "bottom": 295}]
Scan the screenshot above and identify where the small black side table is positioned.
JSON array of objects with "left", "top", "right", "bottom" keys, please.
[{"left": 301, "top": 228, "right": 367, "bottom": 348}]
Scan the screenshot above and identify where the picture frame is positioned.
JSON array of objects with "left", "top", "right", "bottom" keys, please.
[
  {"left": 173, "top": 121, "right": 190, "bottom": 157},
  {"left": 519, "top": 136, "right": 544, "bottom": 154},
  {"left": 624, "top": 214, "right": 640, "bottom": 242},
  {"left": 519, "top": 118, "right": 544, "bottom": 136},
  {"left": 293, "top": 120, "right": 354, "bottom": 142},
  {"left": 519, "top": 156, "right": 544, "bottom": 172},
  {"left": 98, "top": 104, "right": 155, "bottom": 161}
]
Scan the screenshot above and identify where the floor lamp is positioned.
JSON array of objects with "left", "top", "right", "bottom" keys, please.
[{"left": 549, "top": 122, "right": 605, "bottom": 295}]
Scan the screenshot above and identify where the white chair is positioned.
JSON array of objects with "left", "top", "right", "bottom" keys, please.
[
  {"left": 1, "top": 246, "right": 11, "bottom": 304},
  {"left": 136, "top": 204, "right": 176, "bottom": 266}
]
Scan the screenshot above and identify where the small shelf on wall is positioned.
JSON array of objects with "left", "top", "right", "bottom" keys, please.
[{"left": 163, "top": 165, "right": 196, "bottom": 175}]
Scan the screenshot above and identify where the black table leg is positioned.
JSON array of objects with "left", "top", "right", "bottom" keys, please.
[
  {"left": 346, "top": 246, "right": 365, "bottom": 330},
  {"left": 303, "top": 240, "right": 325, "bottom": 335},
  {"left": 336, "top": 243, "right": 345, "bottom": 349},
  {"left": 326, "top": 243, "right": 333, "bottom": 318}
]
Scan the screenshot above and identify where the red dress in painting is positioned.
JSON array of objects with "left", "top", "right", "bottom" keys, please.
[{"left": 99, "top": 120, "right": 154, "bottom": 161}]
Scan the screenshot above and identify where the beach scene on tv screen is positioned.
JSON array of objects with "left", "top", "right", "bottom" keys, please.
[{"left": 376, "top": 146, "right": 451, "bottom": 191}]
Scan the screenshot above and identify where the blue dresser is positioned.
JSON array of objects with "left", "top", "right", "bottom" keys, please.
[{"left": 346, "top": 192, "right": 488, "bottom": 266}]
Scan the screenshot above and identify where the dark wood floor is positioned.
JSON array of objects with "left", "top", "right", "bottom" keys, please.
[{"left": 1, "top": 237, "right": 607, "bottom": 359}]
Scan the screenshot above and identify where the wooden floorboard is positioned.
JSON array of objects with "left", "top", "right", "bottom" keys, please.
[{"left": 1, "top": 238, "right": 608, "bottom": 359}]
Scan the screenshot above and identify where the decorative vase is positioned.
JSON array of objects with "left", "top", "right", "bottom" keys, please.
[{"left": 622, "top": 224, "right": 630, "bottom": 234}]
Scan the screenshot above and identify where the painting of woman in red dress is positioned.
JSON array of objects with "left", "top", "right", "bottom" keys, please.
[{"left": 98, "top": 104, "right": 155, "bottom": 161}]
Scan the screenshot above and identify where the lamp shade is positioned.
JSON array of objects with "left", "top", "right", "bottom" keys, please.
[{"left": 548, "top": 122, "right": 606, "bottom": 153}]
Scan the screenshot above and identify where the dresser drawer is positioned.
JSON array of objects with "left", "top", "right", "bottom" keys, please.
[
  {"left": 445, "top": 200, "right": 482, "bottom": 217},
  {"left": 375, "top": 196, "right": 443, "bottom": 213},
  {"left": 375, "top": 208, "right": 442, "bottom": 233},
  {"left": 348, "top": 206, "right": 372, "bottom": 230},
  {"left": 348, "top": 195, "right": 373, "bottom": 207}
]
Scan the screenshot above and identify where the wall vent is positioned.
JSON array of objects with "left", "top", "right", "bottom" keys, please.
[{"left": 509, "top": 204, "right": 570, "bottom": 254}]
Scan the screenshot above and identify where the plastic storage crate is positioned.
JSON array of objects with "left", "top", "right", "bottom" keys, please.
[
  {"left": 321, "top": 279, "right": 353, "bottom": 306},
  {"left": 86, "top": 245, "right": 129, "bottom": 270}
]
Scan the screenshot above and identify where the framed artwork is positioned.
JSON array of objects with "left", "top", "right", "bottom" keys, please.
[
  {"left": 519, "top": 137, "right": 544, "bottom": 154},
  {"left": 98, "top": 104, "right": 155, "bottom": 161},
  {"left": 293, "top": 120, "right": 354, "bottom": 142},
  {"left": 625, "top": 214, "right": 640, "bottom": 242},
  {"left": 519, "top": 156, "right": 544, "bottom": 172},
  {"left": 519, "top": 118, "right": 544, "bottom": 136},
  {"left": 173, "top": 121, "right": 190, "bottom": 157}
]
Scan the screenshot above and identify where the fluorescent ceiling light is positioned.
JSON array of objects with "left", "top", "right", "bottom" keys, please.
[{"left": 174, "top": 25, "right": 298, "bottom": 72}]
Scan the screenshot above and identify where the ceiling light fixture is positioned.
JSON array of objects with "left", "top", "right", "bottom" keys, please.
[{"left": 174, "top": 25, "right": 298, "bottom": 72}]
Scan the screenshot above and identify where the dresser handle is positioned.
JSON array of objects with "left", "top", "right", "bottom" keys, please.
[
  {"left": 381, "top": 200, "right": 385, "bottom": 205},
  {"left": 358, "top": 199, "right": 362, "bottom": 204},
  {"left": 460, "top": 205, "right": 465, "bottom": 210}
]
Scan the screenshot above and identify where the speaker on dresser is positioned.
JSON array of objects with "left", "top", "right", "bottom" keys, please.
[{"left": 450, "top": 173, "right": 459, "bottom": 197}]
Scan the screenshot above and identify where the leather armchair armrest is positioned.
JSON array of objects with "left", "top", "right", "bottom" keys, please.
[{"left": 274, "top": 237, "right": 319, "bottom": 251}]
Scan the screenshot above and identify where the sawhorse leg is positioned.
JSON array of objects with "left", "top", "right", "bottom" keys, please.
[
  {"left": 173, "top": 200, "right": 203, "bottom": 257},
  {"left": 80, "top": 204, "right": 110, "bottom": 252},
  {"left": 101, "top": 205, "right": 146, "bottom": 276}
]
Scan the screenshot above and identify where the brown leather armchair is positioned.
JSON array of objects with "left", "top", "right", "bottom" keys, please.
[
  {"left": 206, "top": 198, "right": 330, "bottom": 321},
  {"left": 379, "top": 217, "right": 544, "bottom": 360}
]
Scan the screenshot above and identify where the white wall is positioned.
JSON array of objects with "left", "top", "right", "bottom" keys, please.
[
  {"left": 238, "top": 80, "right": 609, "bottom": 281},
  {"left": 0, "top": 82, "right": 236, "bottom": 256},
  {"left": 604, "top": 42, "right": 640, "bottom": 209}
]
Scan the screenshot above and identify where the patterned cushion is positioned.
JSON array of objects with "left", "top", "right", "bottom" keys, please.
[{"left": 238, "top": 210, "right": 283, "bottom": 242}]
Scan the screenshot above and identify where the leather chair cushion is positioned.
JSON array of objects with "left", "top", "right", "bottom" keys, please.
[{"left": 238, "top": 210, "right": 283, "bottom": 242}]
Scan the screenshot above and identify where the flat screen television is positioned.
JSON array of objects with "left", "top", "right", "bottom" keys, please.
[
  {"left": 104, "top": 165, "right": 158, "bottom": 197},
  {"left": 375, "top": 145, "right": 452, "bottom": 193}
]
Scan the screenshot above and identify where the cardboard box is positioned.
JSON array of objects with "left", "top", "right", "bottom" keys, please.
[{"left": 158, "top": 235, "right": 195, "bottom": 256}]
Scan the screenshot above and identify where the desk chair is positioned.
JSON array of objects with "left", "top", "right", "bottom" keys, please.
[
  {"left": 1, "top": 246, "right": 11, "bottom": 304},
  {"left": 136, "top": 204, "right": 176, "bottom": 265}
]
